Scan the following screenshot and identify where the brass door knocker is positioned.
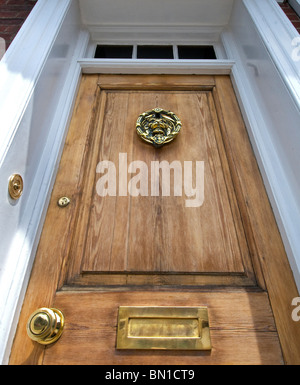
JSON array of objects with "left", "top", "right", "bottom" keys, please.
[{"left": 136, "top": 108, "right": 181, "bottom": 148}]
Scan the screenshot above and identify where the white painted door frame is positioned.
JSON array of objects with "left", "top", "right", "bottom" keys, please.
[{"left": 0, "top": 0, "right": 299, "bottom": 364}]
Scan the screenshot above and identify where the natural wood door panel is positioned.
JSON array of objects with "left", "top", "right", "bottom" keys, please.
[
  {"left": 42, "top": 291, "right": 283, "bottom": 365},
  {"left": 80, "top": 90, "right": 247, "bottom": 275},
  {"left": 9, "top": 75, "right": 300, "bottom": 365}
]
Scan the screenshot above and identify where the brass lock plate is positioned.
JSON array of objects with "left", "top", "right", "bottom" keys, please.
[{"left": 116, "top": 306, "right": 211, "bottom": 350}]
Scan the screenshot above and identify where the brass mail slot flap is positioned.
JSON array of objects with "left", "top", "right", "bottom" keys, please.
[{"left": 116, "top": 306, "right": 211, "bottom": 350}]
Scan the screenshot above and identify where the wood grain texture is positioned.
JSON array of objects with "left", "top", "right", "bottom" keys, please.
[
  {"left": 77, "top": 89, "right": 250, "bottom": 275},
  {"left": 65, "top": 272, "right": 255, "bottom": 288},
  {"left": 42, "top": 291, "right": 283, "bottom": 365},
  {"left": 9, "top": 74, "right": 101, "bottom": 365},
  {"left": 213, "top": 76, "right": 300, "bottom": 364},
  {"left": 9, "top": 75, "right": 299, "bottom": 365},
  {"left": 96, "top": 74, "right": 216, "bottom": 90}
]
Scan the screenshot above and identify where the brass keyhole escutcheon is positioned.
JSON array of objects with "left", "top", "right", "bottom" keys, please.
[
  {"left": 57, "top": 196, "right": 71, "bottom": 208},
  {"left": 26, "top": 307, "right": 65, "bottom": 345},
  {"left": 8, "top": 174, "right": 23, "bottom": 200}
]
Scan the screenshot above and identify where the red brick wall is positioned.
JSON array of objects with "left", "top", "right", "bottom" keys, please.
[
  {"left": 279, "top": 1, "right": 300, "bottom": 33},
  {"left": 0, "top": 0, "right": 37, "bottom": 50}
]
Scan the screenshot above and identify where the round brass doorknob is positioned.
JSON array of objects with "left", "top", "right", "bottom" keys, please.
[{"left": 26, "top": 308, "right": 64, "bottom": 345}]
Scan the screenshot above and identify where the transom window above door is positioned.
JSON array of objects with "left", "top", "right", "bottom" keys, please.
[{"left": 94, "top": 45, "right": 217, "bottom": 59}]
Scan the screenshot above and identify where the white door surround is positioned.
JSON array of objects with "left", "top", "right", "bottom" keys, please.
[{"left": 0, "top": 0, "right": 299, "bottom": 364}]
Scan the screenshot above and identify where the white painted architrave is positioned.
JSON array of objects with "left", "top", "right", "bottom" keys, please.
[
  {"left": 222, "top": 0, "right": 300, "bottom": 292},
  {"left": 244, "top": 0, "right": 300, "bottom": 112},
  {"left": 242, "top": 0, "right": 300, "bottom": 291},
  {"left": 0, "top": 0, "right": 89, "bottom": 365},
  {"left": 0, "top": 0, "right": 72, "bottom": 167},
  {"left": 224, "top": 30, "right": 300, "bottom": 291},
  {"left": 79, "top": 59, "right": 234, "bottom": 74},
  {"left": 87, "top": 25, "right": 225, "bottom": 45}
]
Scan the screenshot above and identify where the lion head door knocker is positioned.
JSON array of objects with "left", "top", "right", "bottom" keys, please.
[{"left": 136, "top": 108, "right": 182, "bottom": 148}]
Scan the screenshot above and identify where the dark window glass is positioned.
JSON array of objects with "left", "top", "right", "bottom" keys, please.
[
  {"left": 137, "top": 45, "right": 174, "bottom": 59},
  {"left": 177, "top": 45, "right": 216, "bottom": 59},
  {"left": 95, "top": 45, "right": 133, "bottom": 58}
]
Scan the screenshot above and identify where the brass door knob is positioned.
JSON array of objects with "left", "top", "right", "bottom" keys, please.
[{"left": 26, "top": 308, "right": 64, "bottom": 345}]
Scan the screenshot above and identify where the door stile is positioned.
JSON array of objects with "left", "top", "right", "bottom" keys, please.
[
  {"left": 210, "top": 84, "right": 264, "bottom": 288},
  {"left": 57, "top": 82, "right": 107, "bottom": 287},
  {"left": 9, "top": 75, "right": 101, "bottom": 365},
  {"left": 207, "top": 88, "right": 258, "bottom": 286},
  {"left": 213, "top": 76, "right": 300, "bottom": 364}
]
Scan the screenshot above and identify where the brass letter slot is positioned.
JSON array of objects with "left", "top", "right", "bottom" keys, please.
[{"left": 116, "top": 306, "right": 211, "bottom": 351}]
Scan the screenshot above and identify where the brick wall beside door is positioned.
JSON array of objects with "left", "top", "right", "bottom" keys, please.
[
  {"left": 279, "top": 1, "right": 300, "bottom": 33},
  {"left": 0, "top": 0, "right": 37, "bottom": 50}
]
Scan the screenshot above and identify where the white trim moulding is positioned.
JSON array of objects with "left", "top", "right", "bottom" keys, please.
[
  {"left": 0, "top": 0, "right": 86, "bottom": 366},
  {"left": 243, "top": 0, "right": 300, "bottom": 113},
  {"left": 242, "top": 0, "right": 300, "bottom": 291},
  {"left": 78, "top": 59, "right": 235, "bottom": 75},
  {"left": 87, "top": 24, "right": 225, "bottom": 44},
  {"left": 0, "top": 0, "right": 72, "bottom": 168},
  {"left": 223, "top": 0, "right": 300, "bottom": 292}
]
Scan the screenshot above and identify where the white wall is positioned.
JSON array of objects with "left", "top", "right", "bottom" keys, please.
[
  {"left": 79, "top": 0, "right": 234, "bottom": 27},
  {"left": 222, "top": 0, "right": 300, "bottom": 290},
  {"left": 0, "top": 0, "right": 88, "bottom": 364}
]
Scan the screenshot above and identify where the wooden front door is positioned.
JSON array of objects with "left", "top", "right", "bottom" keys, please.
[{"left": 10, "top": 75, "right": 300, "bottom": 365}]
